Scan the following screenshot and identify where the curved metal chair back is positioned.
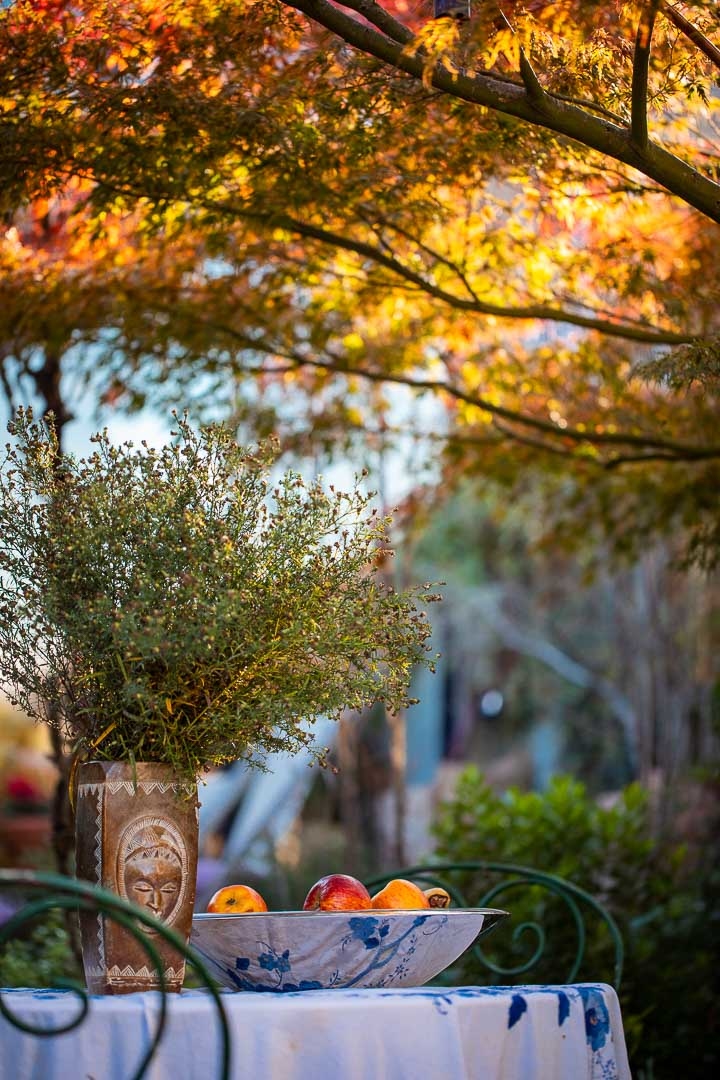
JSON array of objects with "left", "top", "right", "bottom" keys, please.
[
  {"left": 366, "top": 860, "right": 624, "bottom": 988},
  {"left": 0, "top": 869, "right": 230, "bottom": 1080}
]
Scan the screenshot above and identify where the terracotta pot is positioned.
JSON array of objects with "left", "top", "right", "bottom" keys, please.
[{"left": 74, "top": 761, "right": 199, "bottom": 995}]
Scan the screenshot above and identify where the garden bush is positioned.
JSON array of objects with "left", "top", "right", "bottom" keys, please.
[
  {"left": 432, "top": 769, "right": 719, "bottom": 1080},
  {"left": 0, "top": 912, "right": 80, "bottom": 989}
]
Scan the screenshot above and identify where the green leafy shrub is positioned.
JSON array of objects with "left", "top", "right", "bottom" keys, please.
[
  {"left": 0, "top": 409, "right": 437, "bottom": 780},
  {"left": 0, "top": 913, "right": 79, "bottom": 988},
  {"left": 432, "top": 768, "right": 720, "bottom": 1080}
]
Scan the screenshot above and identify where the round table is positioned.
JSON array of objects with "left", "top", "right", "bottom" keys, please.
[{"left": 0, "top": 982, "right": 631, "bottom": 1080}]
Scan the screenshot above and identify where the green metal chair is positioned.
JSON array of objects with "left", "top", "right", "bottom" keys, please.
[
  {"left": 365, "top": 860, "right": 624, "bottom": 988},
  {"left": 0, "top": 869, "right": 231, "bottom": 1080}
]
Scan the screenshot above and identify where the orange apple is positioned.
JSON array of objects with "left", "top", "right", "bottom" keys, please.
[
  {"left": 371, "top": 878, "right": 431, "bottom": 910},
  {"left": 303, "top": 873, "right": 372, "bottom": 911},
  {"left": 206, "top": 883, "right": 268, "bottom": 914}
]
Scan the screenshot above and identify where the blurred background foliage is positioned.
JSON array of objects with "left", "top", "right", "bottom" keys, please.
[{"left": 406, "top": 481, "right": 718, "bottom": 795}]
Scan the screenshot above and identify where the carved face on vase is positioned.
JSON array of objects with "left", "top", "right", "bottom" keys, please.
[{"left": 117, "top": 819, "right": 188, "bottom": 931}]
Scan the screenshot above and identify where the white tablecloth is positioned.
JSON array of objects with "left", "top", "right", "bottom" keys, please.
[{"left": 0, "top": 983, "right": 631, "bottom": 1080}]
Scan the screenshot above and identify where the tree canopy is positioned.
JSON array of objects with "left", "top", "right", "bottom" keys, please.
[{"left": 1, "top": 0, "right": 719, "bottom": 565}]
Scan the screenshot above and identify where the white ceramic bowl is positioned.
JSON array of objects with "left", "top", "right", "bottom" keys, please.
[{"left": 190, "top": 907, "right": 508, "bottom": 992}]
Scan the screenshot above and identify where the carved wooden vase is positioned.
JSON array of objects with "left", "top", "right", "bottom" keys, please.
[{"left": 75, "top": 761, "right": 199, "bottom": 995}]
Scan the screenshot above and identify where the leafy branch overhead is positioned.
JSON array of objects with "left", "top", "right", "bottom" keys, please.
[
  {"left": 288, "top": 0, "right": 720, "bottom": 216},
  {"left": 0, "top": 410, "right": 437, "bottom": 780},
  {"left": 0, "top": 1, "right": 718, "bottom": 564}
]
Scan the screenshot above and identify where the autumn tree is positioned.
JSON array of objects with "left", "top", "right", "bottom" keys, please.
[{"left": 0, "top": 0, "right": 718, "bottom": 567}]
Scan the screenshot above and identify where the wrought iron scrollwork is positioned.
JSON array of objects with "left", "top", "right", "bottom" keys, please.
[
  {"left": 0, "top": 869, "right": 231, "bottom": 1080},
  {"left": 366, "top": 860, "right": 624, "bottom": 988}
]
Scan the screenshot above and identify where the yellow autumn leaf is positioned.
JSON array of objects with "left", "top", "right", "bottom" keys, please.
[{"left": 343, "top": 332, "right": 364, "bottom": 351}]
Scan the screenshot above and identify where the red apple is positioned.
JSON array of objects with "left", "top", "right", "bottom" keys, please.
[{"left": 302, "top": 873, "right": 372, "bottom": 912}]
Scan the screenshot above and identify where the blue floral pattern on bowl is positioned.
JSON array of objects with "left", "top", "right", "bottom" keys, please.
[{"left": 190, "top": 908, "right": 508, "bottom": 992}]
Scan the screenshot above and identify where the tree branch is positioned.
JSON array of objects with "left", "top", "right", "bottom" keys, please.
[
  {"left": 518, "top": 48, "right": 547, "bottom": 106},
  {"left": 67, "top": 172, "right": 699, "bottom": 347},
  {"left": 493, "top": 0, "right": 547, "bottom": 106},
  {"left": 455, "top": 422, "right": 709, "bottom": 468},
  {"left": 600, "top": 449, "right": 697, "bottom": 468},
  {"left": 282, "top": 0, "right": 720, "bottom": 222},
  {"left": 631, "top": 2, "right": 659, "bottom": 150},
  {"left": 167, "top": 305, "right": 720, "bottom": 460},
  {"left": 233, "top": 207, "right": 694, "bottom": 345},
  {"left": 490, "top": 418, "right": 590, "bottom": 460},
  {"left": 215, "top": 361, "right": 718, "bottom": 469},
  {"left": 335, "top": 0, "right": 413, "bottom": 45},
  {"left": 358, "top": 208, "right": 481, "bottom": 305},
  {"left": 0, "top": 358, "right": 17, "bottom": 419},
  {"left": 659, "top": 0, "right": 720, "bottom": 70}
]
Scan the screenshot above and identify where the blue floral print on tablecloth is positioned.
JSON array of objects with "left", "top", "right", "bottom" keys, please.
[
  {"left": 508, "top": 994, "right": 528, "bottom": 1028},
  {"left": 578, "top": 985, "right": 611, "bottom": 1051},
  {"left": 557, "top": 990, "right": 571, "bottom": 1025},
  {"left": 426, "top": 985, "right": 612, "bottom": 1047},
  {"left": 422, "top": 984, "right": 621, "bottom": 1079}
]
